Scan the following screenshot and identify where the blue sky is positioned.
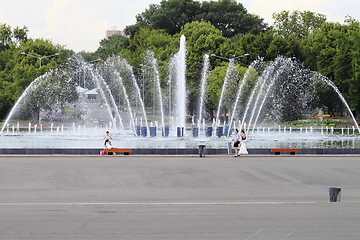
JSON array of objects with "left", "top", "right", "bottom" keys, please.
[{"left": 0, "top": 0, "right": 358, "bottom": 52}]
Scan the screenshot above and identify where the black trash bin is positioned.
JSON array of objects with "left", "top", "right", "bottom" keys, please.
[
  {"left": 329, "top": 187, "right": 341, "bottom": 202},
  {"left": 199, "top": 145, "right": 206, "bottom": 157}
]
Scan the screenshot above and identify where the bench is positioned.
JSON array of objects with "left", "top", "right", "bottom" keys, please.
[
  {"left": 271, "top": 149, "right": 300, "bottom": 155},
  {"left": 103, "top": 148, "right": 133, "bottom": 155}
]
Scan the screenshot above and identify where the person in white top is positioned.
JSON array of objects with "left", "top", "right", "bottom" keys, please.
[
  {"left": 103, "top": 131, "right": 112, "bottom": 148},
  {"left": 232, "top": 129, "right": 241, "bottom": 157}
]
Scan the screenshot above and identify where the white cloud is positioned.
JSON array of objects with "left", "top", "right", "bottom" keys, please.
[{"left": 1, "top": 0, "right": 162, "bottom": 52}]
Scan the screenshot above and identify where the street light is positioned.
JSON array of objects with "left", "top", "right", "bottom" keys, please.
[
  {"left": 211, "top": 53, "right": 249, "bottom": 61},
  {"left": 88, "top": 58, "right": 102, "bottom": 64},
  {"left": 21, "top": 52, "right": 61, "bottom": 67}
]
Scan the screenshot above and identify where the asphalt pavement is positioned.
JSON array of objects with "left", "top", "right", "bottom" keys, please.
[{"left": 0, "top": 155, "right": 359, "bottom": 239}]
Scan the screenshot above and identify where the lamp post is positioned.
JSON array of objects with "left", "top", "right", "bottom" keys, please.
[
  {"left": 88, "top": 58, "right": 102, "bottom": 64},
  {"left": 211, "top": 53, "right": 249, "bottom": 61},
  {"left": 21, "top": 52, "right": 61, "bottom": 68}
]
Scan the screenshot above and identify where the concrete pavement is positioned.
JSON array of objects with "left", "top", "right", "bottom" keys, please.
[{"left": 0, "top": 155, "right": 359, "bottom": 239}]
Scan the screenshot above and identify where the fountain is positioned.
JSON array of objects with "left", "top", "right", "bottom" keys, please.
[
  {"left": 197, "top": 54, "right": 210, "bottom": 127},
  {"left": 175, "top": 35, "right": 187, "bottom": 131},
  {"left": 0, "top": 36, "right": 359, "bottom": 151}
]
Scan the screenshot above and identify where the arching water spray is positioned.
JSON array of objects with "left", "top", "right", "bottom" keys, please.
[
  {"left": 198, "top": 54, "right": 210, "bottom": 126},
  {"left": 148, "top": 51, "right": 165, "bottom": 132},
  {"left": 114, "top": 71, "right": 136, "bottom": 133},
  {"left": 215, "top": 59, "right": 237, "bottom": 130},
  {"left": 227, "top": 60, "right": 259, "bottom": 136},
  {"left": 1, "top": 72, "right": 51, "bottom": 134},
  {"left": 316, "top": 73, "right": 360, "bottom": 134}
]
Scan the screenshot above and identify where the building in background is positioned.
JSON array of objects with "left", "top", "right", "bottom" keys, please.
[{"left": 106, "top": 27, "right": 125, "bottom": 38}]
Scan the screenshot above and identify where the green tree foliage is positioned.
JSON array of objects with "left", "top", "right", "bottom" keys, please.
[
  {"left": 94, "top": 34, "right": 129, "bottom": 59},
  {"left": 119, "top": 28, "right": 177, "bottom": 95},
  {"left": 272, "top": 10, "right": 327, "bottom": 38},
  {"left": 124, "top": 28, "right": 176, "bottom": 66},
  {"left": 302, "top": 17, "right": 360, "bottom": 115},
  {"left": 0, "top": 24, "right": 28, "bottom": 51},
  {"left": 229, "top": 31, "right": 273, "bottom": 62},
  {"left": 199, "top": 0, "right": 266, "bottom": 37},
  {"left": 207, "top": 64, "right": 248, "bottom": 117},
  {"left": 125, "top": 0, "right": 266, "bottom": 38},
  {"left": 0, "top": 29, "right": 68, "bottom": 119},
  {"left": 180, "top": 21, "right": 227, "bottom": 113},
  {"left": 127, "top": 0, "right": 201, "bottom": 37}
]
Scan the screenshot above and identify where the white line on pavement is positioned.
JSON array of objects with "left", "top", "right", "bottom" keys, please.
[{"left": 0, "top": 201, "right": 318, "bottom": 206}]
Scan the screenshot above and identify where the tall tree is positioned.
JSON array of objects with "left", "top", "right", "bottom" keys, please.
[
  {"left": 0, "top": 38, "right": 68, "bottom": 118},
  {"left": 302, "top": 17, "right": 360, "bottom": 116},
  {"left": 0, "top": 23, "right": 28, "bottom": 50},
  {"left": 94, "top": 34, "right": 129, "bottom": 59},
  {"left": 198, "top": 0, "right": 266, "bottom": 37},
  {"left": 272, "top": 10, "right": 327, "bottom": 38},
  {"left": 129, "top": 0, "right": 201, "bottom": 36},
  {"left": 125, "top": 0, "right": 267, "bottom": 38}
]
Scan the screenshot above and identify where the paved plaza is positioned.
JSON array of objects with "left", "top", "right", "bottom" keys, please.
[{"left": 0, "top": 155, "right": 360, "bottom": 239}]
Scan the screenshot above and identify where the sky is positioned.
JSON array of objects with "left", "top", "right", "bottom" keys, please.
[{"left": 0, "top": 0, "right": 358, "bottom": 52}]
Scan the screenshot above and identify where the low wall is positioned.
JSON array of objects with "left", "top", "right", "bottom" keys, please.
[{"left": 1, "top": 148, "right": 360, "bottom": 155}]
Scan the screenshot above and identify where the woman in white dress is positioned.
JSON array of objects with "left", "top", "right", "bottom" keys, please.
[{"left": 239, "top": 130, "right": 249, "bottom": 155}]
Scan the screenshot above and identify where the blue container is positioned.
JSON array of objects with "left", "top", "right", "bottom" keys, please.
[
  {"left": 216, "top": 126, "right": 223, "bottom": 138},
  {"left": 162, "top": 126, "right": 169, "bottom": 137},
  {"left": 141, "top": 127, "right": 147, "bottom": 137},
  {"left": 205, "top": 127, "right": 212, "bottom": 137},
  {"left": 150, "top": 127, "right": 157, "bottom": 137},
  {"left": 177, "top": 127, "right": 184, "bottom": 137},
  {"left": 135, "top": 126, "right": 141, "bottom": 136},
  {"left": 192, "top": 126, "right": 199, "bottom": 138}
]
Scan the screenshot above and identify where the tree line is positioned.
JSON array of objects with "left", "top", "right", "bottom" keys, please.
[{"left": 0, "top": 0, "right": 359, "bottom": 120}]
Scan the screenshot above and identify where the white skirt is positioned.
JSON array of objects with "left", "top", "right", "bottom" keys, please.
[{"left": 239, "top": 142, "right": 248, "bottom": 154}]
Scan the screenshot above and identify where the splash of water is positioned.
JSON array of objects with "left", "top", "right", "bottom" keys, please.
[
  {"left": 114, "top": 71, "right": 136, "bottom": 132},
  {"left": 245, "top": 57, "right": 284, "bottom": 133},
  {"left": 198, "top": 54, "right": 210, "bottom": 126},
  {"left": 126, "top": 62, "right": 149, "bottom": 132},
  {"left": 215, "top": 59, "right": 237, "bottom": 130},
  {"left": 251, "top": 58, "right": 293, "bottom": 133},
  {"left": 147, "top": 51, "right": 165, "bottom": 132},
  {"left": 227, "top": 60, "right": 259, "bottom": 136},
  {"left": 0, "top": 72, "right": 51, "bottom": 134},
  {"left": 175, "top": 35, "right": 187, "bottom": 129},
  {"left": 316, "top": 73, "right": 360, "bottom": 134}
]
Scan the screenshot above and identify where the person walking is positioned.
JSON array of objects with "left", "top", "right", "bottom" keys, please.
[
  {"left": 232, "top": 129, "right": 241, "bottom": 157},
  {"left": 103, "top": 131, "right": 112, "bottom": 148}
]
